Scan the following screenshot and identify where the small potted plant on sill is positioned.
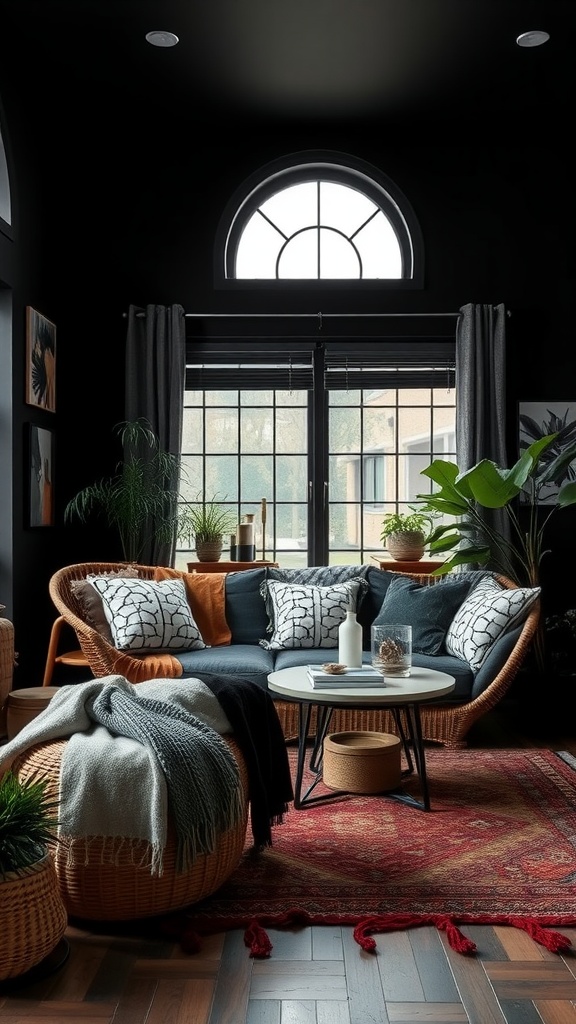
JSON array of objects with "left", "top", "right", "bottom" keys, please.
[
  {"left": 380, "top": 510, "right": 437, "bottom": 562},
  {"left": 177, "top": 495, "right": 237, "bottom": 563},
  {"left": 0, "top": 770, "right": 67, "bottom": 980}
]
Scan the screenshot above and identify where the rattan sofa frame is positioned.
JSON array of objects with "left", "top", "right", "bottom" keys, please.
[{"left": 47, "top": 562, "right": 540, "bottom": 749}]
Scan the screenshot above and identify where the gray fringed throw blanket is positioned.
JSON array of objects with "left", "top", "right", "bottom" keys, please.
[{"left": 0, "top": 676, "right": 244, "bottom": 876}]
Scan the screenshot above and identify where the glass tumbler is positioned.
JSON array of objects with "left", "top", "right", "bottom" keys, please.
[{"left": 371, "top": 623, "right": 412, "bottom": 678}]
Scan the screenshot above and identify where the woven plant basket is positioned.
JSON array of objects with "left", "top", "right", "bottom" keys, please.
[
  {"left": 0, "top": 854, "right": 68, "bottom": 981},
  {"left": 13, "top": 737, "right": 249, "bottom": 921}
]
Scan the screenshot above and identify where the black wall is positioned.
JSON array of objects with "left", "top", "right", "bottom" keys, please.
[{"left": 0, "top": 48, "right": 574, "bottom": 683}]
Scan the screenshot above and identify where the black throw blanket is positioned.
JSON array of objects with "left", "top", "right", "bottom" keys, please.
[{"left": 192, "top": 673, "right": 294, "bottom": 850}]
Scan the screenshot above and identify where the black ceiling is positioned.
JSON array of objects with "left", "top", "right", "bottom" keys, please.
[{"left": 0, "top": 0, "right": 573, "bottom": 132}]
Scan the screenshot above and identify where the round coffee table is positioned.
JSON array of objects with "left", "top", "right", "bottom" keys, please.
[{"left": 268, "top": 665, "right": 455, "bottom": 811}]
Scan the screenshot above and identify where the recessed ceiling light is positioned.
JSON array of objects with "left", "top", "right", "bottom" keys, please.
[
  {"left": 146, "top": 30, "right": 179, "bottom": 48},
  {"left": 516, "top": 30, "right": 550, "bottom": 48}
]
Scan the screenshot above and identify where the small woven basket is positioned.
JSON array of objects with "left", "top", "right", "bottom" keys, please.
[
  {"left": 0, "top": 854, "right": 68, "bottom": 981},
  {"left": 323, "top": 731, "right": 401, "bottom": 794},
  {"left": 13, "top": 737, "right": 249, "bottom": 921}
]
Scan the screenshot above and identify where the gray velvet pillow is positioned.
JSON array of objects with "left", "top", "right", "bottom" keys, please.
[{"left": 373, "top": 575, "right": 476, "bottom": 655}]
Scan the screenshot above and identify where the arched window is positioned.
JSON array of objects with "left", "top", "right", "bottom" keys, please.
[
  {"left": 179, "top": 153, "right": 452, "bottom": 570},
  {"left": 215, "top": 151, "right": 423, "bottom": 288}
]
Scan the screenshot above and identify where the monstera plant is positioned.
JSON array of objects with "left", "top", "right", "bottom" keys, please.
[
  {"left": 416, "top": 434, "right": 576, "bottom": 674},
  {"left": 416, "top": 434, "right": 576, "bottom": 588}
]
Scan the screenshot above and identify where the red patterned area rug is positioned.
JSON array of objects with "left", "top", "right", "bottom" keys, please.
[{"left": 163, "top": 747, "right": 576, "bottom": 958}]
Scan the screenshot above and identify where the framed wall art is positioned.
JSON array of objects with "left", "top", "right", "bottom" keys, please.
[
  {"left": 29, "top": 424, "right": 54, "bottom": 527},
  {"left": 26, "top": 306, "right": 56, "bottom": 412},
  {"left": 518, "top": 400, "right": 576, "bottom": 505}
]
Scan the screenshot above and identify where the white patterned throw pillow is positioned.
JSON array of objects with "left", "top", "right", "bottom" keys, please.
[
  {"left": 88, "top": 576, "right": 207, "bottom": 652},
  {"left": 445, "top": 577, "right": 540, "bottom": 672},
  {"left": 259, "top": 579, "right": 363, "bottom": 650}
]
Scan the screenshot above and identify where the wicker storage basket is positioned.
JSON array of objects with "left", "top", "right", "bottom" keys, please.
[
  {"left": 323, "top": 731, "right": 401, "bottom": 794},
  {"left": 6, "top": 686, "right": 59, "bottom": 739},
  {"left": 13, "top": 736, "right": 249, "bottom": 921},
  {"left": 0, "top": 854, "right": 68, "bottom": 981}
]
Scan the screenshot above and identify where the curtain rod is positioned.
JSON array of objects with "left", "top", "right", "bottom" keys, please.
[{"left": 124, "top": 310, "right": 463, "bottom": 319}]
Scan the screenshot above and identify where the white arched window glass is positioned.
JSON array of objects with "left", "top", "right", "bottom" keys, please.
[
  {"left": 236, "top": 181, "right": 401, "bottom": 280},
  {"left": 217, "top": 152, "right": 423, "bottom": 286}
]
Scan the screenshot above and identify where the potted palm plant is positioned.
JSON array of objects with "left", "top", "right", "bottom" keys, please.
[
  {"left": 380, "top": 510, "right": 437, "bottom": 561},
  {"left": 0, "top": 770, "right": 67, "bottom": 980},
  {"left": 177, "top": 496, "right": 238, "bottom": 563},
  {"left": 64, "top": 418, "right": 184, "bottom": 564}
]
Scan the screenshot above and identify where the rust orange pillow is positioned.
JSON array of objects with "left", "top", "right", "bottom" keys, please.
[{"left": 153, "top": 567, "right": 231, "bottom": 647}]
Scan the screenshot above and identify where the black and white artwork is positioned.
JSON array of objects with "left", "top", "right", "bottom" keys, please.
[{"left": 518, "top": 401, "right": 576, "bottom": 505}]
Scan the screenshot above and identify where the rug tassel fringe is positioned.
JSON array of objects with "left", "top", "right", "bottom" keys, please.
[
  {"left": 166, "top": 911, "right": 573, "bottom": 960},
  {"left": 353, "top": 915, "right": 477, "bottom": 954},
  {"left": 244, "top": 910, "right": 313, "bottom": 957},
  {"left": 509, "top": 917, "right": 572, "bottom": 953}
]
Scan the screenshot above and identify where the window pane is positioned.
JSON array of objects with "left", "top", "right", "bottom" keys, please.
[
  {"left": 276, "top": 455, "right": 308, "bottom": 501},
  {"left": 279, "top": 229, "right": 318, "bottom": 278},
  {"left": 240, "top": 390, "right": 273, "bottom": 406},
  {"left": 330, "top": 407, "right": 361, "bottom": 451},
  {"left": 260, "top": 182, "right": 318, "bottom": 234},
  {"left": 236, "top": 214, "right": 282, "bottom": 278},
  {"left": 240, "top": 455, "right": 273, "bottom": 502},
  {"left": 205, "top": 409, "right": 237, "bottom": 453},
  {"left": 328, "top": 503, "right": 361, "bottom": 551},
  {"left": 320, "top": 182, "right": 377, "bottom": 234},
  {"left": 240, "top": 408, "right": 273, "bottom": 453},
  {"left": 319, "top": 228, "right": 361, "bottom": 278},
  {"left": 398, "top": 407, "right": 431, "bottom": 452},
  {"left": 205, "top": 456, "right": 238, "bottom": 502},
  {"left": 182, "top": 409, "right": 203, "bottom": 450},
  {"left": 276, "top": 407, "right": 307, "bottom": 453},
  {"left": 328, "top": 453, "right": 350, "bottom": 501},
  {"left": 355, "top": 212, "right": 402, "bottom": 278},
  {"left": 364, "top": 406, "right": 395, "bottom": 452},
  {"left": 179, "top": 455, "right": 204, "bottom": 499}
]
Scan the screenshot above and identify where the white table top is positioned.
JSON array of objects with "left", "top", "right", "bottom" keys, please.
[{"left": 268, "top": 664, "right": 455, "bottom": 706}]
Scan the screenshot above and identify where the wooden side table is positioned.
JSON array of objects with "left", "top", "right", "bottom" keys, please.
[
  {"left": 186, "top": 560, "right": 279, "bottom": 573},
  {"left": 372, "top": 557, "right": 446, "bottom": 574}
]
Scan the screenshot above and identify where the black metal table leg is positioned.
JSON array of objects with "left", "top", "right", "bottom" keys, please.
[
  {"left": 292, "top": 700, "right": 433, "bottom": 811},
  {"left": 387, "top": 703, "right": 431, "bottom": 811}
]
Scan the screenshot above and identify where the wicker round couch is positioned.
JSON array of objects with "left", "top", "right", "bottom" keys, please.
[{"left": 13, "top": 736, "right": 249, "bottom": 921}]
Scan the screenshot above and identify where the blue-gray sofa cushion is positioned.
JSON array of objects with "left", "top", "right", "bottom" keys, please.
[
  {"left": 373, "top": 574, "right": 477, "bottom": 655},
  {"left": 225, "top": 568, "right": 269, "bottom": 645},
  {"left": 176, "top": 643, "right": 274, "bottom": 690},
  {"left": 357, "top": 567, "right": 395, "bottom": 647}
]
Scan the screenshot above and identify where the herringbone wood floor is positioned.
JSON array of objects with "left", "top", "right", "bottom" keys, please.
[{"left": 2, "top": 699, "right": 576, "bottom": 1024}]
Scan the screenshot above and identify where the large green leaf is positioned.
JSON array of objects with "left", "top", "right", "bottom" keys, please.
[
  {"left": 454, "top": 435, "right": 558, "bottom": 508},
  {"left": 557, "top": 481, "right": 576, "bottom": 507},
  {"left": 537, "top": 439, "right": 576, "bottom": 487}
]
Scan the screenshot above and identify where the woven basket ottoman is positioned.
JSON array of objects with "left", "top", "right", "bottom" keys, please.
[{"left": 13, "top": 736, "right": 249, "bottom": 921}]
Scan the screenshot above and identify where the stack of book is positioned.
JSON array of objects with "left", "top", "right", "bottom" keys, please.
[{"left": 307, "top": 664, "right": 384, "bottom": 688}]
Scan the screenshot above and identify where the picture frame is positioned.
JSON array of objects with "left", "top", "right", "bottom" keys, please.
[
  {"left": 25, "top": 306, "right": 56, "bottom": 412},
  {"left": 29, "top": 424, "right": 54, "bottom": 527},
  {"left": 518, "top": 400, "right": 576, "bottom": 505}
]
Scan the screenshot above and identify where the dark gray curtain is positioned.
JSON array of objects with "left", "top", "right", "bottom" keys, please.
[
  {"left": 456, "top": 301, "right": 511, "bottom": 562},
  {"left": 125, "top": 303, "right": 186, "bottom": 566}
]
